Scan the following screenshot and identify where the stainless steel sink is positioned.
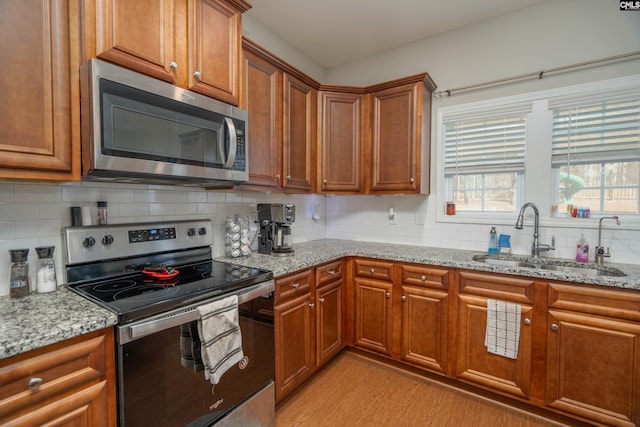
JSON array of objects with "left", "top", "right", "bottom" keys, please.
[{"left": 472, "top": 254, "right": 627, "bottom": 277}]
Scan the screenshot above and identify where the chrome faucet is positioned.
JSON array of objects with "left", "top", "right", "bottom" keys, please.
[
  {"left": 514, "top": 202, "right": 555, "bottom": 258},
  {"left": 595, "top": 216, "right": 621, "bottom": 264}
]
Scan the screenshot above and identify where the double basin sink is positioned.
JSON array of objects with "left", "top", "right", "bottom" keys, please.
[{"left": 472, "top": 254, "right": 627, "bottom": 277}]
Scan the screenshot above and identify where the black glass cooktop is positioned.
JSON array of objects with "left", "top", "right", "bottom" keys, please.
[{"left": 68, "top": 260, "right": 273, "bottom": 324}]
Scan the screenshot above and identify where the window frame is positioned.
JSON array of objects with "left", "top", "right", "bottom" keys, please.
[{"left": 434, "top": 74, "right": 640, "bottom": 228}]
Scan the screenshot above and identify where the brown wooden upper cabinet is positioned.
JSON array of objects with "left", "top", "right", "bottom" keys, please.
[
  {"left": 0, "top": 0, "right": 81, "bottom": 181},
  {"left": 318, "top": 74, "right": 436, "bottom": 195},
  {"left": 240, "top": 38, "right": 318, "bottom": 192},
  {"left": 84, "top": 0, "right": 249, "bottom": 106}
]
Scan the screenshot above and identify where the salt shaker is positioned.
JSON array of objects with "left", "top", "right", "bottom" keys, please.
[
  {"left": 9, "top": 249, "right": 30, "bottom": 298},
  {"left": 35, "top": 246, "right": 57, "bottom": 293}
]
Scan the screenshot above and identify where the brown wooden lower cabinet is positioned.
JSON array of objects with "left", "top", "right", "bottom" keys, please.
[
  {"left": 0, "top": 328, "right": 116, "bottom": 426},
  {"left": 546, "top": 283, "right": 640, "bottom": 426},
  {"left": 455, "top": 271, "right": 536, "bottom": 400},
  {"left": 274, "top": 261, "right": 344, "bottom": 404},
  {"left": 276, "top": 257, "right": 640, "bottom": 425}
]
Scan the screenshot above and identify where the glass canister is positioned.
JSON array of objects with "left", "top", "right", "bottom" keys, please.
[
  {"left": 9, "top": 249, "right": 30, "bottom": 298},
  {"left": 35, "top": 246, "right": 57, "bottom": 293}
]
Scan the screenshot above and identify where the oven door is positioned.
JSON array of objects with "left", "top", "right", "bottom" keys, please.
[{"left": 116, "top": 281, "right": 274, "bottom": 427}]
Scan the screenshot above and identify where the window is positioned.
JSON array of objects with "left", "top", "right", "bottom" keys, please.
[
  {"left": 551, "top": 96, "right": 640, "bottom": 215},
  {"left": 444, "top": 113, "right": 527, "bottom": 212}
]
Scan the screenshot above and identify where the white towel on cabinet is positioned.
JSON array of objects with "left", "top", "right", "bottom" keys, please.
[
  {"left": 485, "top": 299, "right": 521, "bottom": 360},
  {"left": 197, "top": 295, "right": 244, "bottom": 385}
]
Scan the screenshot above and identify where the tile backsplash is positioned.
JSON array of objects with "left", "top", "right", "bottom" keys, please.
[
  {"left": 1, "top": 181, "right": 638, "bottom": 297},
  {"left": 0, "top": 182, "right": 326, "bottom": 296}
]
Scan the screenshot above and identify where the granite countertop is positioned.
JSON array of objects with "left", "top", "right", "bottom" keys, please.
[
  {"left": 2, "top": 238, "right": 638, "bottom": 361},
  {"left": 0, "top": 286, "right": 117, "bottom": 360},
  {"left": 218, "top": 239, "right": 640, "bottom": 291}
]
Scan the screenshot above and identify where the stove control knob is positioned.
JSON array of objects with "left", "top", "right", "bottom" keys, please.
[
  {"left": 82, "top": 236, "right": 96, "bottom": 248},
  {"left": 187, "top": 228, "right": 196, "bottom": 237},
  {"left": 198, "top": 227, "right": 207, "bottom": 236},
  {"left": 102, "top": 235, "right": 114, "bottom": 246}
]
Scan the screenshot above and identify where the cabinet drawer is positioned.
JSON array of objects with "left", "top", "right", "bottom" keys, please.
[
  {"left": 458, "top": 270, "right": 535, "bottom": 305},
  {"left": 275, "top": 269, "right": 314, "bottom": 304},
  {"left": 316, "top": 260, "right": 343, "bottom": 287},
  {"left": 401, "top": 264, "right": 449, "bottom": 291},
  {"left": 0, "top": 333, "right": 109, "bottom": 422},
  {"left": 354, "top": 259, "right": 394, "bottom": 281},
  {"left": 548, "top": 282, "right": 640, "bottom": 322}
]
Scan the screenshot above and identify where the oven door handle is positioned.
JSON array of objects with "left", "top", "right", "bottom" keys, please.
[{"left": 120, "top": 280, "right": 274, "bottom": 344}]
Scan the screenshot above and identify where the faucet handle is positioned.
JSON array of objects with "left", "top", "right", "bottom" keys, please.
[{"left": 550, "top": 235, "right": 556, "bottom": 250}]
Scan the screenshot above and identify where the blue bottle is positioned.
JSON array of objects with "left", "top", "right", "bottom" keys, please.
[{"left": 488, "top": 227, "right": 499, "bottom": 254}]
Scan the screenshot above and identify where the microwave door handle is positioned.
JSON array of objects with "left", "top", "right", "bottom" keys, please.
[{"left": 222, "top": 117, "right": 237, "bottom": 169}]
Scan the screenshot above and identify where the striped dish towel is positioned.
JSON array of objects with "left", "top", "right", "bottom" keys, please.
[
  {"left": 197, "top": 295, "right": 244, "bottom": 385},
  {"left": 485, "top": 299, "right": 521, "bottom": 359}
]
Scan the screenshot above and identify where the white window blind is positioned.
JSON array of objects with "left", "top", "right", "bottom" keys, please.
[
  {"left": 444, "top": 114, "right": 527, "bottom": 175},
  {"left": 551, "top": 96, "right": 640, "bottom": 166}
]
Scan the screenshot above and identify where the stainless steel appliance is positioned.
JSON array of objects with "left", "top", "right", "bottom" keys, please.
[
  {"left": 257, "top": 204, "right": 295, "bottom": 256},
  {"left": 80, "top": 59, "right": 248, "bottom": 187},
  {"left": 64, "top": 220, "right": 274, "bottom": 426}
]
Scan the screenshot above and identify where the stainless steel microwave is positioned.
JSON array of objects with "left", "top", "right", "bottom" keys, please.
[{"left": 80, "top": 59, "right": 248, "bottom": 187}]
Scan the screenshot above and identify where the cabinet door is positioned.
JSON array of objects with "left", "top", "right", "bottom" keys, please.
[
  {"left": 370, "top": 82, "right": 421, "bottom": 193},
  {"left": 241, "top": 50, "right": 282, "bottom": 189},
  {"left": 188, "top": 0, "right": 243, "bottom": 106},
  {"left": 316, "top": 279, "right": 343, "bottom": 367},
  {"left": 282, "top": 73, "right": 316, "bottom": 191},
  {"left": 274, "top": 292, "right": 315, "bottom": 403},
  {"left": 546, "top": 310, "right": 640, "bottom": 426},
  {"left": 456, "top": 294, "right": 533, "bottom": 399},
  {"left": 0, "top": 0, "right": 80, "bottom": 181},
  {"left": 89, "top": 0, "right": 178, "bottom": 83},
  {"left": 400, "top": 285, "right": 448, "bottom": 375},
  {"left": 354, "top": 277, "right": 393, "bottom": 356},
  {"left": 318, "top": 91, "right": 364, "bottom": 193}
]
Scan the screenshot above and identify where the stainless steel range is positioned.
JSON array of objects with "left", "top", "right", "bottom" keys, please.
[{"left": 64, "top": 219, "right": 275, "bottom": 427}]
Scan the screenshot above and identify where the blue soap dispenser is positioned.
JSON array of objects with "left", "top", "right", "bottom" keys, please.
[{"left": 488, "top": 227, "right": 499, "bottom": 254}]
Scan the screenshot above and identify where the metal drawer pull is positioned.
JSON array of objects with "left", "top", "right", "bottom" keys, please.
[
  {"left": 309, "top": 303, "right": 315, "bottom": 308},
  {"left": 523, "top": 318, "right": 531, "bottom": 326},
  {"left": 386, "top": 292, "right": 391, "bottom": 299},
  {"left": 194, "top": 70, "right": 201, "bottom": 80},
  {"left": 169, "top": 61, "right": 178, "bottom": 69},
  {"left": 291, "top": 282, "right": 300, "bottom": 289},
  {"left": 401, "top": 295, "right": 407, "bottom": 302},
  {"left": 319, "top": 298, "right": 325, "bottom": 303},
  {"left": 328, "top": 270, "right": 335, "bottom": 275},
  {"left": 28, "top": 377, "right": 43, "bottom": 390},
  {"left": 370, "top": 268, "right": 375, "bottom": 274},
  {"left": 420, "top": 275, "right": 426, "bottom": 281},
  {"left": 551, "top": 323, "right": 559, "bottom": 331}
]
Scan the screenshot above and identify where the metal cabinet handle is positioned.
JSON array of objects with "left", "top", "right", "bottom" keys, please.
[
  {"left": 386, "top": 292, "right": 391, "bottom": 299},
  {"left": 523, "top": 318, "right": 531, "bottom": 326},
  {"left": 286, "top": 175, "right": 291, "bottom": 180},
  {"left": 410, "top": 177, "right": 415, "bottom": 183},
  {"left": 551, "top": 323, "right": 559, "bottom": 331},
  {"left": 275, "top": 174, "right": 281, "bottom": 180},
  {"left": 319, "top": 298, "right": 325, "bottom": 303},
  {"left": 292, "top": 283, "right": 299, "bottom": 289},
  {"left": 309, "top": 303, "right": 315, "bottom": 308},
  {"left": 194, "top": 70, "right": 201, "bottom": 80},
  {"left": 401, "top": 295, "right": 407, "bottom": 302},
  {"left": 28, "top": 377, "right": 43, "bottom": 390},
  {"left": 323, "top": 179, "right": 328, "bottom": 185},
  {"left": 370, "top": 268, "right": 375, "bottom": 274},
  {"left": 328, "top": 270, "right": 335, "bottom": 275},
  {"left": 420, "top": 275, "right": 426, "bottom": 281},
  {"left": 169, "top": 61, "right": 178, "bottom": 69}
]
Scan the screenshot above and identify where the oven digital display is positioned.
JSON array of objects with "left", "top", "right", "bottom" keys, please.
[{"left": 128, "top": 227, "right": 176, "bottom": 243}]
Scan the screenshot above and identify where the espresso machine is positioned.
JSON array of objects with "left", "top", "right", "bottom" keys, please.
[{"left": 257, "top": 203, "right": 295, "bottom": 256}]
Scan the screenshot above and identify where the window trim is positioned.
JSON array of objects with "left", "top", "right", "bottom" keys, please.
[{"left": 435, "top": 74, "right": 640, "bottom": 227}]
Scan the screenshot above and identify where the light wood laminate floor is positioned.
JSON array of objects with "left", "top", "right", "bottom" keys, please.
[{"left": 276, "top": 351, "right": 580, "bottom": 427}]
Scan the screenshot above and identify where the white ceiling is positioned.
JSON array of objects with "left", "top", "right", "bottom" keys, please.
[{"left": 246, "top": 0, "right": 548, "bottom": 69}]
